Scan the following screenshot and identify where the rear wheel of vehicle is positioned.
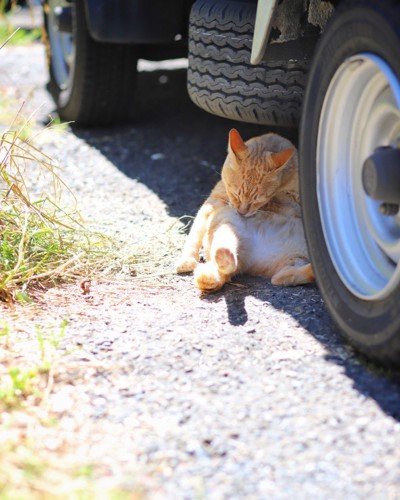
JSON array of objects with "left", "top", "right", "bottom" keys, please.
[
  {"left": 188, "top": 0, "right": 309, "bottom": 127},
  {"left": 44, "top": 0, "right": 138, "bottom": 126},
  {"left": 299, "top": 0, "right": 400, "bottom": 365}
]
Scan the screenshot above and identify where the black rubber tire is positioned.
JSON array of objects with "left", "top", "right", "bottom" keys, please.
[
  {"left": 299, "top": 0, "right": 400, "bottom": 366},
  {"left": 44, "top": 0, "right": 138, "bottom": 126},
  {"left": 187, "top": 0, "right": 309, "bottom": 127}
]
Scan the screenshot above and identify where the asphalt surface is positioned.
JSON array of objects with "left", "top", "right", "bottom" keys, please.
[{"left": 2, "top": 38, "right": 400, "bottom": 498}]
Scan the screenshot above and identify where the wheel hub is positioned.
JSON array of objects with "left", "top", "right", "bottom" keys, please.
[
  {"left": 362, "top": 146, "right": 400, "bottom": 205},
  {"left": 317, "top": 53, "right": 400, "bottom": 300}
]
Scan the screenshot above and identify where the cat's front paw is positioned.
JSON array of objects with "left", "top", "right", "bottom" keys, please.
[{"left": 176, "top": 255, "right": 198, "bottom": 274}]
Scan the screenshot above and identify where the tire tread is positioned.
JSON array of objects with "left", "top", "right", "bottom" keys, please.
[
  {"left": 46, "top": 0, "right": 138, "bottom": 126},
  {"left": 188, "top": 0, "right": 309, "bottom": 127}
]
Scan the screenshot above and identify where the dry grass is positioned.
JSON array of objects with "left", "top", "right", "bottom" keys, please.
[
  {"left": 128, "top": 217, "right": 188, "bottom": 284},
  {"left": 0, "top": 108, "right": 139, "bottom": 303},
  {"left": 0, "top": 0, "right": 111, "bottom": 302},
  {"left": 0, "top": 105, "right": 188, "bottom": 303}
]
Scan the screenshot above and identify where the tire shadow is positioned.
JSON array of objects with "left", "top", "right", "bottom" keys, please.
[{"left": 72, "top": 66, "right": 296, "bottom": 218}]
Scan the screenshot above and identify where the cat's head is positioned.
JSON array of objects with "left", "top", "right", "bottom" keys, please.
[{"left": 221, "top": 128, "right": 295, "bottom": 217}]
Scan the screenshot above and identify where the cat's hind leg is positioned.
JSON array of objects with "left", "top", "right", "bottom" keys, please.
[
  {"left": 194, "top": 224, "right": 239, "bottom": 293},
  {"left": 211, "top": 224, "right": 239, "bottom": 275},
  {"left": 215, "top": 247, "right": 237, "bottom": 275},
  {"left": 194, "top": 261, "right": 227, "bottom": 293},
  {"left": 271, "top": 263, "right": 315, "bottom": 287}
]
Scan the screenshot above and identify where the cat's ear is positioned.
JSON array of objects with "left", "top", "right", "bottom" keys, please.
[
  {"left": 270, "top": 148, "right": 294, "bottom": 168},
  {"left": 229, "top": 129, "right": 247, "bottom": 159}
]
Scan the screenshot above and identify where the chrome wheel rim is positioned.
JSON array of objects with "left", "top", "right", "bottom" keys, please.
[
  {"left": 317, "top": 53, "right": 400, "bottom": 300},
  {"left": 47, "top": 0, "right": 75, "bottom": 89}
]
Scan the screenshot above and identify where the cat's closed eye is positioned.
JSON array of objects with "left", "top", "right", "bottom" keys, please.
[{"left": 228, "top": 192, "right": 240, "bottom": 205}]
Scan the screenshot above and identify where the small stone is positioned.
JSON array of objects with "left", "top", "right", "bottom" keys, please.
[{"left": 151, "top": 153, "right": 165, "bottom": 160}]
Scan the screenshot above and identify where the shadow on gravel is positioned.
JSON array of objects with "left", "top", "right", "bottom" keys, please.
[
  {"left": 205, "top": 276, "right": 400, "bottom": 421},
  {"left": 71, "top": 66, "right": 400, "bottom": 421},
  {"left": 72, "top": 67, "right": 293, "bottom": 218}
]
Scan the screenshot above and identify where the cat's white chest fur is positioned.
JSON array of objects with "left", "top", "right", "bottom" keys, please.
[{"left": 235, "top": 211, "right": 308, "bottom": 270}]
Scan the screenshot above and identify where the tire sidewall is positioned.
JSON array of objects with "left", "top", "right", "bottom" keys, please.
[
  {"left": 44, "top": 0, "right": 138, "bottom": 125},
  {"left": 300, "top": 2, "right": 400, "bottom": 347}
]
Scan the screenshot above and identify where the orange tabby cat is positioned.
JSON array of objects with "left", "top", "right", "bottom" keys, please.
[{"left": 176, "top": 128, "right": 314, "bottom": 292}]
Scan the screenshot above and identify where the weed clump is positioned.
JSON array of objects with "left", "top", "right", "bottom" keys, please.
[{"left": 0, "top": 111, "right": 115, "bottom": 302}]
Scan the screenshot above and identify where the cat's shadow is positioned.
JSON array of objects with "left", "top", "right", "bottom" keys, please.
[{"left": 202, "top": 275, "right": 400, "bottom": 421}]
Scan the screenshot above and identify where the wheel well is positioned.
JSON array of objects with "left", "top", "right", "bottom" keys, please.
[
  {"left": 268, "top": 0, "right": 336, "bottom": 45},
  {"left": 84, "top": 0, "right": 194, "bottom": 44}
]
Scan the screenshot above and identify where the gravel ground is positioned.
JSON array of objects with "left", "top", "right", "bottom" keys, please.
[{"left": 2, "top": 39, "right": 400, "bottom": 499}]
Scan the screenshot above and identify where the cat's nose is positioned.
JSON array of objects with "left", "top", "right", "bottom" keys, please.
[{"left": 238, "top": 205, "right": 249, "bottom": 215}]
